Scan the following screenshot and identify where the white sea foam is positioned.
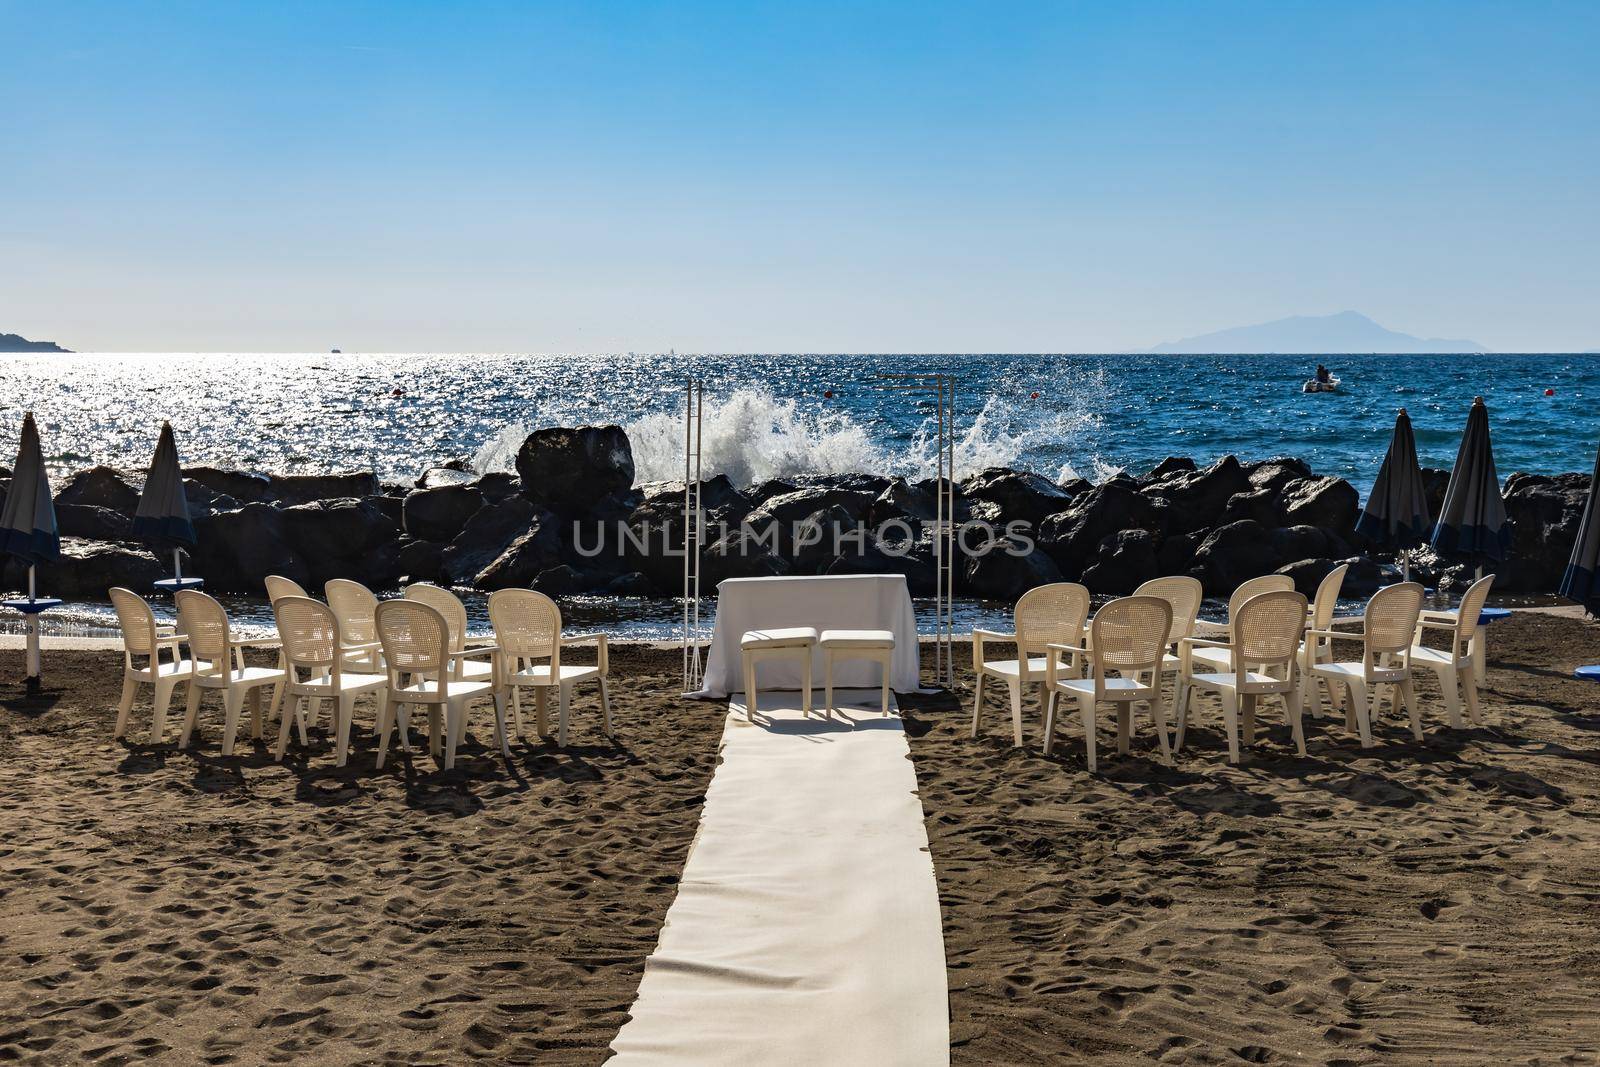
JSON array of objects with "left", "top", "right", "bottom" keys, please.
[{"left": 474, "top": 369, "right": 1120, "bottom": 487}]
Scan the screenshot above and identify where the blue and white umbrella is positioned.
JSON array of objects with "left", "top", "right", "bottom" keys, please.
[
  {"left": 132, "top": 421, "right": 196, "bottom": 580},
  {"left": 0, "top": 412, "right": 61, "bottom": 686},
  {"left": 1559, "top": 435, "right": 1600, "bottom": 617},
  {"left": 1431, "top": 396, "right": 1509, "bottom": 573},
  {"left": 1356, "top": 407, "right": 1432, "bottom": 578}
]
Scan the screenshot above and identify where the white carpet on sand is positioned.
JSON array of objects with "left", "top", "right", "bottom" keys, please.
[{"left": 610, "top": 689, "right": 949, "bottom": 1066}]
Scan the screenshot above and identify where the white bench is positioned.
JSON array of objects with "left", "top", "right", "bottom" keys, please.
[
  {"left": 820, "top": 628, "right": 896, "bottom": 718},
  {"left": 740, "top": 627, "right": 818, "bottom": 719}
]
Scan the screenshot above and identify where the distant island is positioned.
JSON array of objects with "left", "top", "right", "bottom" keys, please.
[
  {"left": 0, "top": 332, "right": 70, "bottom": 353},
  {"left": 1146, "top": 311, "right": 1485, "bottom": 354}
]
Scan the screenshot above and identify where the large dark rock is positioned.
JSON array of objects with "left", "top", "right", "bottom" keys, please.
[
  {"left": 1037, "top": 481, "right": 1161, "bottom": 577},
  {"left": 191, "top": 504, "right": 306, "bottom": 592},
  {"left": 1222, "top": 487, "right": 1282, "bottom": 527},
  {"left": 270, "top": 472, "right": 380, "bottom": 506},
  {"left": 1275, "top": 557, "right": 1338, "bottom": 597},
  {"left": 1247, "top": 457, "right": 1314, "bottom": 495},
  {"left": 1337, "top": 556, "right": 1392, "bottom": 597},
  {"left": 1189, "top": 519, "right": 1273, "bottom": 594},
  {"left": 1157, "top": 531, "right": 1201, "bottom": 576},
  {"left": 186, "top": 467, "right": 273, "bottom": 504},
  {"left": 1269, "top": 524, "right": 1350, "bottom": 564},
  {"left": 1145, "top": 456, "right": 1196, "bottom": 482},
  {"left": 964, "top": 536, "right": 1063, "bottom": 600},
  {"left": 56, "top": 504, "right": 132, "bottom": 542},
  {"left": 793, "top": 472, "right": 893, "bottom": 496},
  {"left": 702, "top": 527, "right": 793, "bottom": 584},
  {"left": 743, "top": 487, "right": 877, "bottom": 529},
  {"left": 477, "top": 471, "right": 522, "bottom": 504},
  {"left": 395, "top": 538, "right": 447, "bottom": 584},
  {"left": 789, "top": 505, "right": 857, "bottom": 572},
  {"left": 37, "top": 539, "right": 165, "bottom": 598},
  {"left": 823, "top": 540, "right": 939, "bottom": 596},
  {"left": 402, "top": 484, "right": 483, "bottom": 542},
  {"left": 54, "top": 466, "right": 139, "bottom": 513},
  {"left": 516, "top": 425, "right": 635, "bottom": 510},
  {"left": 868, "top": 477, "right": 941, "bottom": 527},
  {"left": 1503, "top": 471, "right": 1591, "bottom": 591},
  {"left": 278, "top": 498, "right": 400, "bottom": 575},
  {"left": 959, "top": 467, "right": 1080, "bottom": 527},
  {"left": 1146, "top": 455, "right": 1252, "bottom": 535},
  {"left": 438, "top": 495, "right": 538, "bottom": 586},
  {"left": 474, "top": 511, "right": 565, "bottom": 590},
  {"left": 1081, "top": 529, "right": 1161, "bottom": 594},
  {"left": 1421, "top": 468, "right": 1451, "bottom": 519},
  {"left": 416, "top": 465, "right": 478, "bottom": 490},
  {"left": 182, "top": 479, "right": 240, "bottom": 516},
  {"left": 1279, "top": 476, "right": 1359, "bottom": 535}
]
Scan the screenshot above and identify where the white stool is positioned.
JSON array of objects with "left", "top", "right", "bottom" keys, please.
[
  {"left": 740, "top": 627, "right": 818, "bottom": 719},
  {"left": 819, "top": 629, "right": 896, "bottom": 718}
]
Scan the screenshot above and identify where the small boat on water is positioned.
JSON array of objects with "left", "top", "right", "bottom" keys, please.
[{"left": 1303, "top": 376, "right": 1340, "bottom": 393}]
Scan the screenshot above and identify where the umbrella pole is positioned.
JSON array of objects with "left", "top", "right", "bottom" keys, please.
[
  {"left": 25, "top": 564, "right": 40, "bottom": 685},
  {"left": 174, "top": 547, "right": 183, "bottom": 583},
  {"left": 1401, "top": 549, "right": 1410, "bottom": 583}
]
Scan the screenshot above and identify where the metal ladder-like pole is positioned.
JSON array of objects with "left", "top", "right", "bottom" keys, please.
[{"left": 682, "top": 377, "right": 705, "bottom": 693}]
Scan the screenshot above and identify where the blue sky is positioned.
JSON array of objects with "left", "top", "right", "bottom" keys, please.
[{"left": 2, "top": 1, "right": 1596, "bottom": 352}]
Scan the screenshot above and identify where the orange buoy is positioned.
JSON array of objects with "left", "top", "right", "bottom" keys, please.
[
  {"left": 1030, "top": 391, "right": 1039, "bottom": 399},
  {"left": 823, "top": 389, "right": 833, "bottom": 399},
  {"left": 1545, "top": 388, "right": 1555, "bottom": 396}
]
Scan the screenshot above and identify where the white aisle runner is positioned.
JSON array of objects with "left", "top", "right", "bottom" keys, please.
[{"left": 610, "top": 691, "right": 950, "bottom": 1066}]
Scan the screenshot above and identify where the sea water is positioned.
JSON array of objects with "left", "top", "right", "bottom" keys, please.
[{"left": 3, "top": 352, "right": 1594, "bottom": 638}]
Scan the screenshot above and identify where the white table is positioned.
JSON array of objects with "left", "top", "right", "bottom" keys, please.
[{"left": 692, "top": 574, "right": 922, "bottom": 698}]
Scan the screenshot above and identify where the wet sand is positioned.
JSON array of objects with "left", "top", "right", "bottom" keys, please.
[{"left": 4, "top": 614, "right": 1600, "bottom": 1064}]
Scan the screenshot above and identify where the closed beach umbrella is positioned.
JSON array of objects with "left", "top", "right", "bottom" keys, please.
[
  {"left": 1356, "top": 407, "right": 1432, "bottom": 578},
  {"left": 0, "top": 412, "right": 61, "bottom": 687},
  {"left": 1559, "top": 436, "right": 1600, "bottom": 616},
  {"left": 1430, "top": 396, "right": 1509, "bottom": 569},
  {"left": 132, "top": 422, "right": 196, "bottom": 579}
]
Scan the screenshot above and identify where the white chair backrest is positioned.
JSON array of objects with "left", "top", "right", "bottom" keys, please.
[
  {"left": 1090, "top": 595, "right": 1172, "bottom": 691},
  {"left": 1365, "top": 582, "right": 1425, "bottom": 659},
  {"left": 326, "top": 579, "right": 379, "bottom": 645},
  {"left": 265, "top": 574, "right": 309, "bottom": 604},
  {"left": 1232, "top": 590, "right": 1309, "bottom": 674},
  {"left": 1452, "top": 574, "right": 1497, "bottom": 646},
  {"left": 404, "top": 583, "right": 469, "bottom": 653},
  {"left": 110, "top": 586, "right": 160, "bottom": 658},
  {"left": 274, "top": 595, "right": 341, "bottom": 675},
  {"left": 1309, "top": 563, "right": 1349, "bottom": 631},
  {"left": 1015, "top": 583, "right": 1091, "bottom": 656},
  {"left": 374, "top": 599, "right": 449, "bottom": 700},
  {"left": 1134, "top": 575, "right": 1203, "bottom": 642},
  {"left": 488, "top": 588, "right": 562, "bottom": 664},
  {"left": 176, "top": 589, "right": 232, "bottom": 669},
  {"left": 1228, "top": 574, "right": 1295, "bottom": 621}
]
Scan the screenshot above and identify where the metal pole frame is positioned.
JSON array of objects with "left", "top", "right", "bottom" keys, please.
[
  {"left": 876, "top": 373, "right": 957, "bottom": 688},
  {"left": 682, "top": 376, "right": 706, "bottom": 693}
]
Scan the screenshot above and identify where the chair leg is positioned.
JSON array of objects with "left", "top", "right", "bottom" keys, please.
[
  {"left": 220, "top": 689, "right": 243, "bottom": 756},
  {"left": 1351, "top": 681, "right": 1374, "bottom": 748},
  {"left": 598, "top": 677, "right": 613, "bottom": 735},
  {"left": 375, "top": 697, "right": 395, "bottom": 768},
  {"left": 1221, "top": 691, "right": 1241, "bottom": 764},
  {"left": 881, "top": 654, "right": 891, "bottom": 717},
  {"left": 1343, "top": 682, "right": 1359, "bottom": 732},
  {"left": 556, "top": 684, "right": 571, "bottom": 748},
  {"left": 275, "top": 690, "right": 297, "bottom": 761},
  {"left": 1042, "top": 688, "right": 1059, "bottom": 755},
  {"left": 335, "top": 694, "right": 355, "bottom": 767},
  {"left": 743, "top": 655, "right": 758, "bottom": 722},
  {"left": 824, "top": 649, "right": 834, "bottom": 720},
  {"left": 801, "top": 648, "right": 813, "bottom": 718},
  {"left": 1007, "top": 679, "right": 1024, "bottom": 748},
  {"left": 1463, "top": 673, "right": 1483, "bottom": 725},
  {"left": 493, "top": 692, "right": 511, "bottom": 757},
  {"left": 444, "top": 700, "right": 462, "bottom": 770},
  {"left": 1437, "top": 667, "right": 1462, "bottom": 729},
  {"left": 1287, "top": 687, "right": 1307, "bottom": 756},
  {"left": 150, "top": 679, "right": 177, "bottom": 745},
  {"left": 1240, "top": 693, "right": 1258, "bottom": 747},
  {"left": 534, "top": 686, "right": 549, "bottom": 735},
  {"left": 180, "top": 684, "right": 203, "bottom": 748},
  {"left": 511, "top": 683, "right": 525, "bottom": 739},
  {"left": 1115, "top": 704, "right": 1131, "bottom": 756},
  {"left": 114, "top": 674, "right": 138, "bottom": 740},
  {"left": 969, "top": 672, "right": 987, "bottom": 738},
  {"left": 428, "top": 705, "right": 442, "bottom": 758},
  {"left": 248, "top": 686, "right": 264, "bottom": 741},
  {"left": 1175, "top": 681, "right": 1193, "bottom": 752},
  {"left": 1151, "top": 696, "right": 1172, "bottom": 762},
  {"left": 1079, "top": 695, "right": 1097, "bottom": 773},
  {"left": 1400, "top": 678, "right": 1422, "bottom": 741}
]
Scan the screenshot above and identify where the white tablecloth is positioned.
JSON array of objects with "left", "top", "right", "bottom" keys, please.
[{"left": 691, "top": 574, "right": 922, "bottom": 698}]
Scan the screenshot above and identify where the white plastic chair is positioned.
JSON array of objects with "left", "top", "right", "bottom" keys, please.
[
  {"left": 264, "top": 574, "right": 309, "bottom": 604},
  {"left": 109, "top": 586, "right": 196, "bottom": 744},
  {"left": 1306, "top": 582, "right": 1426, "bottom": 748},
  {"left": 1189, "top": 574, "right": 1296, "bottom": 673},
  {"left": 1175, "top": 589, "right": 1309, "bottom": 763},
  {"left": 326, "top": 578, "right": 384, "bottom": 672},
  {"left": 488, "top": 588, "right": 611, "bottom": 747},
  {"left": 1297, "top": 563, "right": 1349, "bottom": 718},
  {"left": 1135, "top": 574, "right": 1204, "bottom": 697},
  {"left": 373, "top": 599, "right": 508, "bottom": 771},
  {"left": 971, "top": 582, "right": 1090, "bottom": 747},
  {"left": 175, "top": 590, "right": 286, "bottom": 756},
  {"left": 273, "top": 595, "right": 388, "bottom": 766},
  {"left": 1409, "top": 574, "right": 1495, "bottom": 729},
  {"left": 1042, "top": 595, "right": 1172, "bottom": 771}
]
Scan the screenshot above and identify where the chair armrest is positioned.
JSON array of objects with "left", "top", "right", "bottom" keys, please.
[
  {"left": 1414, "top": 619, "right": 1459, "bottom": 633},
  {"left": 972, "top": 629, "right": 1016, "bottom": 643},
  {"left": 1306, "top": 628, "right": 1365, "bottom": 642},
  {"left": 1180, "top": 636, "right": 1231, "bottom": 650},
  {"left": 560, "top": 632, "right": 604, "bottom": 644},
  {"left": 1419, "top": 609, "right": 1458, "bottom": 623},
  {"left": 452, "top": 644, "right": 501, "bottom": 660},
  {"left": 1044, "top": 641, "right": 1083, "bottom": 655},
  {"left": 155, "top": 632, "right": 187, "bottom": 645}
]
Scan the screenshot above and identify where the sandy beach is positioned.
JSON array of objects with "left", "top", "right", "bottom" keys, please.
[{"left": 3, "top": 613, "right": 1600, "bottom": 1064}]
